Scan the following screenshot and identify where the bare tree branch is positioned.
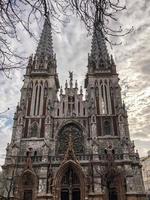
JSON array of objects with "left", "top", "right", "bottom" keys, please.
[{"left": 0, "top": 0, "right": 132, "bottom": 76}]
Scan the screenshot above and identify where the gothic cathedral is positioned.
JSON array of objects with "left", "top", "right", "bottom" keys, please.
[{"left": 2, "top": 16, "right": 146, "bottom": 200}]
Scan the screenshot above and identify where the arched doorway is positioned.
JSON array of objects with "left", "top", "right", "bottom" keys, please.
[
  {"left": 107, "top": 177, "right": 118, "bottom": 200},
  {"left": 61, "top": 167, "right": 80, "bottom": 200},
  {"left": 15, "top": 170, "right": 38, "bottom": 200},
  {"left": 53, "top": 161, "right": 86, "bottom": 200},
  {"left": 104, "top": 171, "right": 126, "bottom": 200},
  {"left": 22, "top": 171, "right": 36, "bottom": 200}
]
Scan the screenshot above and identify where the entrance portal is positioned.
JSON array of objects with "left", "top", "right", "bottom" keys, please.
[
  {"left": 23, "top": 190, "right": 32, "bottom": 200},
  {"left": 61, "top": 167, "right": 80, "bottom": 200},
  {"left": 109, "top": 188, "right": 118, "bottom": 200}
]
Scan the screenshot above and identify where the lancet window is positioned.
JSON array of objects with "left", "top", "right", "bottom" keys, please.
[
  {"left": 30, "top": 80, "right": 46, "bottom": 116},
  {"left": 94, "top": 79, "right": 112, "bottom": 115}
]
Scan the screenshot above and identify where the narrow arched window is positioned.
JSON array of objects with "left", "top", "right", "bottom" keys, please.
[
  {"left": 57, "top": 109, "right": 59, "bottom": 116},
  {"left": 63, "top": 102, "right": 65, "bottom": 114},
  {"left": 78, "top": 102, "right": 80, "bottom": 114},
  {"left": 104, "top": 85, "right": 109, "bottom": 114},
  {"left": 44, "top": 81, "right": 48, "bottom": 97},
  {"left": 95, "top": 87, "right": 100, "bottom": 114},
  {"left": 37, "top": 85, "right": 42, "bottom": 115},
  {"left": 30, "top": 122, "right": 38, "bottom": 137},
  {"left": 101, "top": 85, "right": 105, "bottom": 114},
  {"left": 83, "top": 107, "right": 85, "bottom": 116},
  {"left": 103, "top": 120, "right": 111, "bottom": 135},
  {"left": 34, "top": 85, "right": 38, "bottom": 115}
]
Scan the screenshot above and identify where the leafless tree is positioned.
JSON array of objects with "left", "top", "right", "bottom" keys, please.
[
  {"left": 0, "top": 0, "right": 132, "bottom": 75},
  {"left": 0, "top": 167, "right": 16, "bottom": 200}
]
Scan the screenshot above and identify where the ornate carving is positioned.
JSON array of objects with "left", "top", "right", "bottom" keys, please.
[
  {"left": 62, "top": 134, "right": 78, "bottom": 164},
  {"left": 57, "top": 123, "right": 84, "bottom": 154}
]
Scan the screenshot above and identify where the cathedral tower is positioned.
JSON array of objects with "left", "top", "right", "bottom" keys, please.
[{"left": 2, "top": 16, "right": 146, "bottom": 200}]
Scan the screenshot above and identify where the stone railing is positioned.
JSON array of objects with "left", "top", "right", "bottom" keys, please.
[
  {"left": 31, "top": 69, "right": 49, "bottom": 75},
  {"left": 5, "top": 153, "right": 124, "bottom": 165},
  {"left": 17, "top": 156, "right": 42, "bottom": 163},
  {"left": 48, "top": 153, "right": 124, "bottom": 163}
]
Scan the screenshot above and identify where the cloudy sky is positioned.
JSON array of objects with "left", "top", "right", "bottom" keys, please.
[{"left": 0, "top": 0, "right": 150, "bottom": 167}]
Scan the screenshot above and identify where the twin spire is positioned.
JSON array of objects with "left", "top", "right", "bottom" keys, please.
[
  {"left": 88, "top": 19, "right": 116, "bottom": 73},
  {"left": 26, "top": 15, "right": 57, "bottom": 75},
  {"left": 27, "top": 15, "right": 116, "bottom": 75}
]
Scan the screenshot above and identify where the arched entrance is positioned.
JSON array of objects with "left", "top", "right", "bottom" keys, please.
[
  {"left": 53, "top": 161, "right": 86, "bottom": 200},
  {"left": 103, "top": 169, "right": 126, "bottom": 200},
  {"left": 15, "top": 169, "right": 38, "bottom": 200},
  {"left": 61, "top": 167, "right": 80, "bottom": 200},
  {"left": 107, "top": 177, "right": 118, "bottom": 200}
]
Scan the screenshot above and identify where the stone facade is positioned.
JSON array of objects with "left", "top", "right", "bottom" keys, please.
[
  {"left": 141, "top": 151, "right": 150, "bottom": 200},
  {"left": 2, "top": 16, "right": 146, "bottom": 200}
]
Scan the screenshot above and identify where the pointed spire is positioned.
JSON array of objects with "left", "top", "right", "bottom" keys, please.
[
  {"left": 80, "top": 86, "right": 83, "bottom": 95},
  {"left": 36, "top": 15, "right": 53, "bottom": 59},
  {"left": 75, "top": 80, "right": 78, "bottom": 88},
  {"left": 111, "top": 55, "right": 116, "bottom": 73},
  {"left": 69, "top": 71, "right": 73, "bottom": 88},
  {"left": 88, "top": 16, "right": 111, "bottom": 71},
  {"left": 65, "top": 80, "right": 68, "bottom": 89},
  {"left": 26, "top": 54, "right": 33, "bottom": 75},
  {"left": 60, "top": 86, "right": 63, "bottom": 95},
  {"left": 91, "top": 24, "right": 109, "bottom": 61}
]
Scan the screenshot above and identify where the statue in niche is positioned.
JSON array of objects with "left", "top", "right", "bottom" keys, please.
[
  {"left": 89, "top": 98, "right": 95, "bottom": 114},
  {"left": 44, "top": 87, "right": 48, "bottom": 96},
  {"left": 30, "top": 122, "right": 38, "bottom": 137},
  {"left": 23, "top": 172, "right": 34, "bottom": 186},
  {"left": 91, "top": 121, "right": 96, "bottom": 138},
  {"left": 47, "top": 99, "right": 53, "bottom": 114},
  {"left": 103, "top": 120, "right": 111, "bottom": 135}
]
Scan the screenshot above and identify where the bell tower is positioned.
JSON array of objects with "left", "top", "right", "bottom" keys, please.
[
  {"left": 3, "top": 16, "right": 60, "bottom": 200},
  {"left": 85, "top": 19, "right": 127, "bottom": 139},
  {"left": 11, "top": 16, "right": 59, "bottom": 143}
]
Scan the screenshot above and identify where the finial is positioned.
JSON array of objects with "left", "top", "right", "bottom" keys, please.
[
  {"left": 80, "top": 86, "right": 83, "bottom": 95},
  {"left": 123, "top": 101, "right": 125, "bottom": 110},
  {"left": 65, "top": 80, "right": 68, "bottom": 89},
  {"left": 75, "top": 80, "right": 78, "bottom": 88},
  {"left": 28, "top": 54, "right": 33, "bottom": 65},
  {"left": 111, "top": 55, "right": 115, "bottom": 65},
  {"left": 69, "top": 71, "right": 73, "bottom": 88},
  {"left": 60, "top": 86, "right": 63, "bottom": 95}
]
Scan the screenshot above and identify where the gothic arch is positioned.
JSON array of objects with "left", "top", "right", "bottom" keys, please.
[
  {"left": 30, "top": 121, "right": 39, "bottom": 137},
  {"left": 103, "top": 169, "right": 126, "bottom": 200},
  {"left": 53, "top": 160, "right": 86, "bottom": 200},
  {"left": 56, "top": 120, "right": 87, "bottom": 138},
  {"left": 15, "top": 169, "right": 38, "bottom": 200}
]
